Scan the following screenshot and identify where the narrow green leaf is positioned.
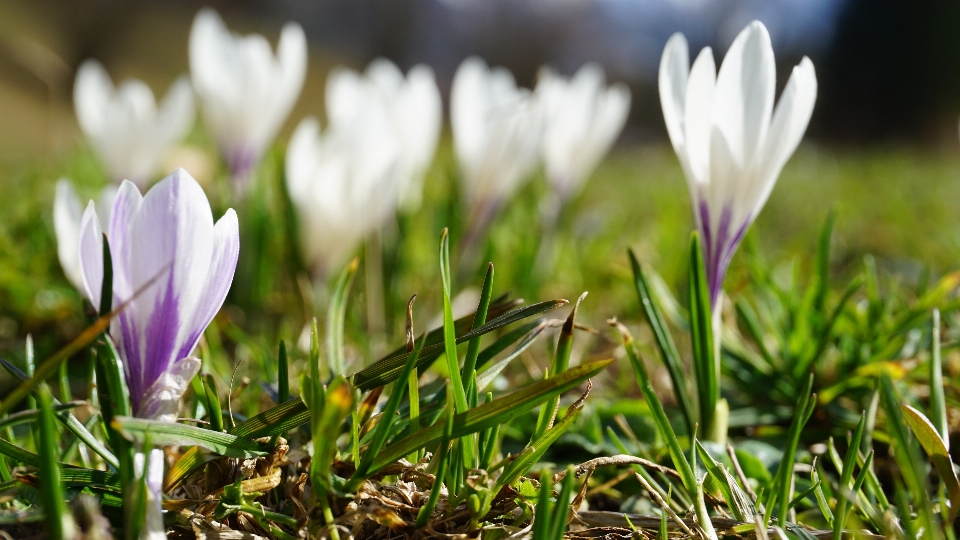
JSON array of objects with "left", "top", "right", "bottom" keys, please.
[
  {"left": 533, "top": 293, "right": 585, "bottom": 441},
  {"left": 696, "top": 441, "right": 755, "bottom": 521},
  {"left": 549, "top": 466, "right": 575, "bottom": 540},
  {"left": 688, "top": 233, "right": 718, "bottom": 438},
  {"left": 463, "top": 262, "right": 495, "bottom": 407},
  {"left": 327, "top": 259, "right": 358, "bottom": 377},
  {"left": 38, "top": 384, "right": 71, "bottom": 540},
  {"left": 416, "top": 384, "right": 455, "bottom": 529},
  {"left": 629, "top": 249, "right": 695, "bottom": 436},
  {"left": 312, "top": 376, "right": 353, "bottom": 499},
  {"left": 929, "top": 309, "right": 948, "bottom": 448},
  {"left": 533, "top": 468, "right": 553, "bottom": 540},
  {"left": 440, "top": 228, "right": 469, "bottom": 416},
  {"left": 611, "top": 320, "right": 696, "bottom": 492},
  {"left": 901, "top": 403, "right": 960, "bottom": 516},
  {"left": 347, "top": 332, "right": 427, "bottom": 491},
  {"left": 832, "top": 412, "right": 866, "bottom": 540},
  {"left": 766, "top": 373, "right": 815, "bottom": 527},
  {"left": 277, "top": 340, "right": 289, "bottom": 404},
  {"left": 369, "top": 359, "right": 611, "bottom": 471},
  {"left": 202, "top": 374, "right": 224, "bottom": 433},
  {"left": 113, "top": 417, "right": 269, "bottom": 459},
  {"left": 813, "top": 208, "right": 837, "bottom": 314},
  {"left": 496, "top": 396, "right": 584, "bottom": 491},
  {"left": 353, "top": 299, "right": 567, "bottom": 391}
]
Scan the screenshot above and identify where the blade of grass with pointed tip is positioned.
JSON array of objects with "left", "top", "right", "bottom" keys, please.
[
  {"left": 832, "top": 412, "right": 866, "bottom": 540},
  {"left": 353, "top": 299, "right": 567, "bottom": 391},
  {"left": 533, "top": 293, "right": 584, "bottom": 441},
  {"left": 811, "top": 461, "right": 833, "bottom": 528},
  {"left": 495, "top": 398, "right": 583, "bottom": 492},
  {"left": 901, "top": 403, "right": 960, "bottom": 517},
  {"left": 766, "top": 373, "right": 815, "bottom": 527},
  {"left": 440, "top": 228, "right": 469, "bottom": 416},
  {"left": 696, "top": 441, "right": 755, "bottom": 521},
  {"left": 549, "top": 465, "right": 575, "bottom": 540},
  {"left": 112, "top": 417, "right": 268, "bottom": 459},
  {"left": 369, "top": 359, "right": 610, "bottom": 472},
  {"left": 630, "top": 249, "right": 695, "bottom": 436},
  {"left": 476, "top": 321, "right": 549, "bottom": 391},
  {"left": 688, "top": 233, "right": 717, "bottom": 438},
  {"left": 929, "top": 309, "right": 948, "bottom": 448},
  {"left": 0, "top": 358, "right": 119, "bottom": 469},
  {"left": 347, "top": 332, "right": 427, "bottom": 492},
  {"left": 312, "top": 376, "right": 353, "bottom": 498},
  {"left": 880, "top": 376, "right": 941, "bottom": 539},
  {"left": 611, "top": 320, "right": 696, "bottom": 492},
  {"left": 463, "top": 262, "right": 494, "bottom": 407},
  {"left": 202, "top": 374, "right": 224, "bottom": 433},
  {"left": 327, "top": 259, "right": 358, "bottom": 377},
  {"left": 533, "top": 468, "right": 552, "bottom": 540}
]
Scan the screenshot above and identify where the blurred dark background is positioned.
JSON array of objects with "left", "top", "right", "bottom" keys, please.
[{"left": 1, "top": 0, "right": 959, "bottom": 158}]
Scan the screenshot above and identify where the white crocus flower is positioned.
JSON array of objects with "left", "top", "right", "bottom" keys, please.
[
  {"left": 451, "top": 57, "right": 543, "bottom": 231},
  {"left": 73, "top": 60, "right": 194, "bottom": 188},
  {"left": 189, "top": 8, "right": 307, "bottom": 189},
  {"left": 659, "top": 20, "right": 817, "bottom": 308},
  {"left": 326, "top": 58, "right": 442, "bottom": 210},
  {"left": 537, "top": 63, "right": 631, "bottom": 202},
  {"left": 53, "top": 179, "right": 116, "bottom": 291},
  {"left": 285, "top": 107, "right": 400, "bottom": 277}
]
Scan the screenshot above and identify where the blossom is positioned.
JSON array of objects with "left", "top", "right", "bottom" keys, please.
[
  {"left": 286, "top": 109, "right": 400, "bottom": 276},
  {"left": 326, "top": 58, "right": 442, "bottom": 210},
  {"left": 77, "top": 168, "right": 239, "bottom": 418},
  {"left": 537, "top": 63, "right": 631, "bottom": 201},
  {"left": 659, "top": 21, "right": 817, "bottom": 306},
  {"left": 451, "top": 57, "right": 542, "bottom": 223},
  {"left": 73, "top": 60, "right": 194, "bottom": 187},
  {"left": 189, "top": 8, "right": 307, "bottom": 186},
  {"left": 53, "top": 179, "right": 116, "bottom": 291}
]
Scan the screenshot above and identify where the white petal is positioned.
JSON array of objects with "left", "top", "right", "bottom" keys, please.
[
  {"left": 752, "top": 57, "right": 817, "bottom": 212},
  {"left": 54, "top": 179, "right": 84, "bottom": 290},
  {"left": 684, "top": 47, "right": 716, "bottom": 186},
  {"left": 74, "top": 59, "right": 113, "bottom": 139},
  {"left": 155, "top": 76, "right": 195, "bottom": 150},
  {"left": 451, "top": 57, "right": 491, "bottom": 185},
  {"left": 138, "top": 356, "right": 202, "bottom": 422},
  {"left": 107, "top": 180, "right": 144, "bottom": 298},
  {"left": 77, "top": 202, "right": 104, "bottom": 310},
  {"left": 659, "top": 33, "right": 689, "bottom": 158},
  {"left": 272, "top": 22, "right": 307, "bottom": 132},
  {"left": 712, "top": 20, "right": 774, "bottom": 168}
]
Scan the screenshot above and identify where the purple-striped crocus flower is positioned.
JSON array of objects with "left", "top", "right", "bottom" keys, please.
[
  {"left": 77, "top": 168, "right": 238, "bottom": 538},
  {"left": 659, "top": 21, "right": 817, "bottom": 308}
]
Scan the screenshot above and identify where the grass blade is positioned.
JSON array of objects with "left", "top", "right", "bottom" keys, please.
[
  {"left": 327, "top": 259, "right": 358, "bottom": 377},
  {"left": 113, "top": 416, "right": 269, "bottom": 458},
  {"left": 368, "top": 359, "right": 611, "bottom": 471},
  {"left": 533, "top": 293, "right": 584, "bottom": 441},
  {"left": 38, "top": 384, "right": 72, "bottom": 539},
  {"left": 629, "top": 249, "right": 695, "bottom": 436},
  {"left": 688, "top": 233, "right": 718, "bottom": 439},
  {"left": 463, "top": 262, "right": 495, "bottom": 407},
  {"left": 901, "top": 403, "right": 960, "bottom": 517}
]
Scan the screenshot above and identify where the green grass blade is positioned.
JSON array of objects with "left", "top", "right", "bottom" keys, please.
[
  {"left": 277, "top": 340, "right": 289, "bottom": 404},
  {"left": 533, "top": 468, "right": 553, "bottom": 540},
  {"left": 353, "top": 299, "right": 567, "bottom": 391},
  {"left": 696, "top": 441, "right": 755, "bottom": 521},
  {"left": 811, "top": 460, "right": 834, "bottom": 528},
  {"left": 880, "top": 376, "right": 941, "bottom": 539},
  {"left": 549, "top": 465, "right": 575, "bottom": 540},
  {"left": 463, "top": 262, "right": 495, "bottom": 407},
  {"left": 832, "top": 412, "right": 866, "bottom": 540},
  {"left": 901, "top": 403, "right": 960, "bottom": 516},
  {"left": 688, "top": 233, "right": 718, "bottom": 439},
  {"left": 440, "top": 228, "right": 469, "bottom": 416},
  {"left": 311, "top": 376, "right": 353, "bottom": 498},
  {"left": 766, "top": 373, "right": 815, "bottom": 527},
  {"left": 813, "top": 208, "right": 837, "bottom": 314},
  {"left": 533, "top": 293, "right": 584, "bottom": 441},
  {"left": 368, "top": 359, "right": 611, "bottom": 471},
  {"left": 327, "top": 259, "right": 358, "bottom": 377},
  {"left": 611, "top": 320, "right": 696, "bottom": 492},
  {"left": 347, "top": 332, "right": 427, "bottom": 491},
  {"left": 38, "top": 384, "right": 71, "bottom": 540},
  {"left": 202, "top": 374, "right": 224, "bottom": 432},
  {"left": 113, "top": 417, "right": 269, "bottom": 458},
  {"left": 929, "top": 309, "right": 948, "bottom": 447},
  {"left": 629, "top": 249, "right": 695, "bottom": 436},
  {"left": 415, "top": 384, "right": 456, "bottom": 529}
]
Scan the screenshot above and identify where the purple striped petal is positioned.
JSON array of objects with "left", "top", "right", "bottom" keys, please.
[
  {"left": 698, "top": 200, "right": 748, "bottom": 307},
  {"left": 77, "top": 169, "right": 239, "bottom": 416}
]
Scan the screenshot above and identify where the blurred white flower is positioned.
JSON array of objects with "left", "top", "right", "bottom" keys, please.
[
  {"left": 326, "top": 58, "right": 442, "bottom": 210},
  {"left": 451, "top": 57, "right": 543, "bottom": 223},
  {"left": 537, "top": 63, "right": 630, "bottom": 201},
  {"left": 189, "top": 8, "right": 307, "bottom": 187},
  {"left": 285, "top": 108, "right": 400, "bottom": 276},
  {"left": 53, "top": 179, "right": 116, "bottom": 291},
  {"left": 73, "top": 60, "right": 194, "bottom": 188},
  {"left": 659, "top": 20, "right": 816, "bottom": 306}
]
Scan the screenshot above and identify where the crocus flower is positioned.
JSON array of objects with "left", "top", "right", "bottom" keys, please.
[
  {"left": 53, "top": 179, "right": 116, "bottom": 291},
  {"left": 537, "top": 63, "right": 631, "bottom": 202},
  {"left": 286, "top": 109, "right": 400, "bottom": 277},
  {"left": 73, "top": 60, "right": 194, "bottom": 188},
  {"left": 77, "top": 169, "right": 238, "bottom": 537},
  {"left": 659, "top": 21, "right": 817, "bottom": 307},
  {"left": 189, "top": 8, "right": 307, "bottom": 189},
  {"left": 451, "top": 57, "right": 543, "bottom": 233},
  {"left": 326, "top": 58, "right": 442, "bottom": 210}
]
